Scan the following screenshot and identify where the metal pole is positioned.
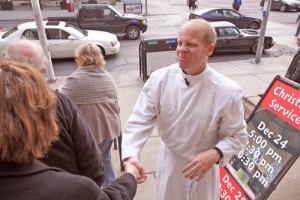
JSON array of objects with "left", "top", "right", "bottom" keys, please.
[
  {"left": 255, "top": 0, "right": 272, "bottom": 64},
  {"left": 30, "top": 0, "right": 56, "bottom": 82},
  {"left": 145, "top": 0, "right": 147, "bottom": 15}
]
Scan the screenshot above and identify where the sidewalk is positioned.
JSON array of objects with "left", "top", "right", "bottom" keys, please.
[{"left": 1, "top": 0, "right": 300, "bottom": 199}]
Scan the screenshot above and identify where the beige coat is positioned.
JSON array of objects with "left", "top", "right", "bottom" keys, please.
[
  {"left": 60, "top": 65, "right": 121, "bottom": 143},
  {"left": 78, "top": 101, "right": 121, "bottom": 143}
]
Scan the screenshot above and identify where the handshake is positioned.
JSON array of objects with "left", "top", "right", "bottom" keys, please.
[{"left": 123, "top": 157, "right": 148, "bottom": 184}]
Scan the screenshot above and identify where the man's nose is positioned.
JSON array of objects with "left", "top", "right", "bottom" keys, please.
[{"left": 178, "top": 45, "right": 188, "bottom": 52}]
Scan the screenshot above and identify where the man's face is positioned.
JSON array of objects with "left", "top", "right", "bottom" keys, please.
[{"left": 176, "top": 25, "right": 214, "bottom": 75}]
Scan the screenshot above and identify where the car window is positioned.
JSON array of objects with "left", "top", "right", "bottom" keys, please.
[
  {"left": 82, "top": 8, "right": 98, "bottom": 19},
  {"left": 1, "top": 26, "right": 18, "bottom": 39},
  {"left": 223, "top": 10, "right": 240, "bottom": 18},
  {"left": 65, "top": 23, "right": 85, "bottom": 37},
  {"left": 95, "top": 8, "right": 104, "bottom": 19},
  {"left": 46, "top": 29, "right": 70, "bottom": 40},
  {"left": 217, "top": 27, "right": 240, "bottom": 37},
  {"left": 208, "top": 10, "right": 223, "bottom": 17},
  {"left": 103, "top": 7, "right": 117, "bottom": 19},
  {"left": 22, "top": 29, "right": 39, "bottom": 40},
  {"left": 108, "top": 5, "right": 122, "bottom": 16}
]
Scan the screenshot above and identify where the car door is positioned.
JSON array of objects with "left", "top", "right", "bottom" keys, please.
[
  {"left": 101, "top": 7, "right": 124, "bottom": 34},
  {"left": 78, "top": 7, "right": 105, "bottom": 31},
  {"left": 46, "top": 28, "right": 81, "bottom": 59}
]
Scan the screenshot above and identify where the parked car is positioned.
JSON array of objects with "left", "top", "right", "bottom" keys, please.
[
  {"left": 211, "top": 21, "right": 274, "bottom": 54},
  {"left": 189, "top": 8, "right": 262, "bottom": 30},
  {"left": 260, "top": 0, "right": 300, "bottom": 12},
  {"left": 0, "top": 20, "right": 120, "bottom": 59},
  {"left": 47, "top": 4, "right": 148, "bottom": 40}
]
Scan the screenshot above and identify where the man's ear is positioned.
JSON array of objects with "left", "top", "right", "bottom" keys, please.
[{"left": 207, "top": 44, "right": 215, "bottom": 57}]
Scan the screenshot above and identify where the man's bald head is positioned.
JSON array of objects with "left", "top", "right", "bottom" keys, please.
[{"left": 5, "top": 40, "right": 47, "bottom": 71}]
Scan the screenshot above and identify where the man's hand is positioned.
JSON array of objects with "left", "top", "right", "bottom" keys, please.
[
  {"left": 182, "top": 149, "right": 220, "bottom": 182},
  {"left": 123, "top": 157, "right": 147, "bottom": 184}
]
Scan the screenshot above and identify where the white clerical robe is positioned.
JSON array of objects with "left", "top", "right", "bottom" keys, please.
[{"left": 122, "top": 64, "right": 248, "bottom": 200}]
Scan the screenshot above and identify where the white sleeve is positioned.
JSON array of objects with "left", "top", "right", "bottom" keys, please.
[
  {"left": 122, "top": 76, "right": 157, "bottom": 160},
  {"left": 216, "top": 87, "right": 248, "bottom": 165}
]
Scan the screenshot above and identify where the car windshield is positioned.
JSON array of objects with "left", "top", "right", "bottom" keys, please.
[
  {"left": 2, "top": 26, "right": 18, "bottom": 39},
  {"left": 65, "top": 23, "right": 86, "bottom": 37}
]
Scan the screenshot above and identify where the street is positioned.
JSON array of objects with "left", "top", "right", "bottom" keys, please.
[{"left": 1, "top": 1, "right": 299, "bottom": 76}]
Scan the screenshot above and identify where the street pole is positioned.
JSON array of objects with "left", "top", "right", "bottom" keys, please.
[
  {"left": 30, "top": 0, "right": 56, "bottom": 82},
  {"left": 255, "top": 0, "right": 272, "bottom": 64},
  {"left": 145, "top": 0, "right": 147, "bottom": 15}
]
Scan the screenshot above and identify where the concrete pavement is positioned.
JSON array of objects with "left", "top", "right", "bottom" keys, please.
[{"left": 1, "top": 0, "right": 300, "bottom": 199}]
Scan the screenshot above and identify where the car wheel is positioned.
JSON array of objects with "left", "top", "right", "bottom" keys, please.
[
  {"left": 250, "top": 42, "right": 258, "bottom": 54},
  {"left": 97, "top": 46, "right": 106, "bottom": 57},
  {"left": 126, "top": 25, "right": 140, "bottom": 40},
  {"left": 250, "top": 42, "right": 265, "bottom": 54},
  {"left": 248, "top": 22, "right": 259, "bottom": 30},
  {"left": 280, "top": 5, "right": 287, "bottom": 12}
]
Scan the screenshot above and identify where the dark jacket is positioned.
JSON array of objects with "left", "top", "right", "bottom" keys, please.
[
  {"left": 233, "top": 0, "right": 242, "bottom": 11},
  {"left": 39, "top": 91, "right": 105, "bottom": 186},
  {"left": 285, "top": 50, "right": 300, "bottom": 84},
  {"left": 0, "top": 160, "right": 137, "bottom": 200}
]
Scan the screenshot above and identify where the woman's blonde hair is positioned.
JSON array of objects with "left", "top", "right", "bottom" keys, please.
[
  {"left": 75, "top": 43, "right": 106, "bottom": 68},
  {"left": 0, "top": 58, "right": 59, "bottom": 164}
]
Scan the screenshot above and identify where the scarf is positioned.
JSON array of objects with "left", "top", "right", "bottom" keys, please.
[{"left": 60, "top": 65, "right": 118, "bottom": 104}]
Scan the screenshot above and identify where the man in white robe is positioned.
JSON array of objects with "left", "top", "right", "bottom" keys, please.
[{"left": 122, "top": 19, "right": 248, "bottom": 200}]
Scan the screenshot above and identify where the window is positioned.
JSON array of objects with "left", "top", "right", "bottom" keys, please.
[
  {"left": 103, "top": 8, "right": 117, "bottom": 19},
  {"left": 209, "top": 10, "right": 223, "bottom": 17},
  {"left": 223, "top": 10, "right": 240, "bottom": 18},
  {"left": 22, "top": 29, "right": 39, "bottom": 40},
  {"left": 83, "top": 9, "right": 97, "bottom": 19},
  {"left": 46, "top": 29, "right": 70, "bottom": 40},
  {"left": 2, "top": 26, "right": 18, "bottom": 39},
  {"left": 218, "top": 27, "right": 240, "bottom": 37}
]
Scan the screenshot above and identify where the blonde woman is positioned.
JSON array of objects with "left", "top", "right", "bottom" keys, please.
[{"left": 60, "top": 43, "right": 121, "bottom": 187}]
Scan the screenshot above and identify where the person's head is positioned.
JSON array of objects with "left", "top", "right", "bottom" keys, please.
[
  {"left": 0, "top": 59, "right": 58, "bottom": 164},
  {"left": 5, "top": 39, "right": 47, "bottom": 73},
  {"left": 297, "top": 35, "right": 300, "bottom": 47},
  {"left": 176, "top": 19, "right": 216, "bottom": 75},
  {"left": 74, "top": 43, "right": 106, "bottom": 68}
]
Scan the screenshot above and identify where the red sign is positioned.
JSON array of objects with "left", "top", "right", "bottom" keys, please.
[
  {"left": 219, "top": 166, "right": 249, "bottom": 200},
  {"left": 261, "top": 79, "right": 300, "bottom": 129}
]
